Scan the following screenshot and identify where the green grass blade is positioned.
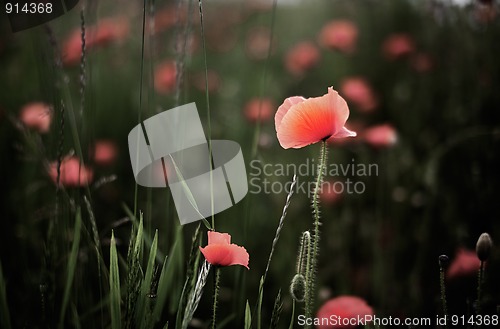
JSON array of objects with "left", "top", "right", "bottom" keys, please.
[
  {"left": 138, "top": 230, "right": 158, "bottom": 329},
  {"left": 0, "top": 260, "right": 12, "bottom": 329},
  {"left": 269, "top": 290, "right": 282, "bottom": 329},
  {"left": 257, "top": 276, "right": 264, "bottom": 329},
  {"left": 244, "top": 301, "right": 251, "bottom": 329},
  {"left": 110, "top": 231, "right": 122, "bottom": 329},
  {"left": 288, "top": 301, "right": 295, "bottom": 329},
  {"left": 59, "top": 208, "right": 83, "bottom": 328},
  {"left": 152, "top": 255, "right": 168, "bottom": 324}
]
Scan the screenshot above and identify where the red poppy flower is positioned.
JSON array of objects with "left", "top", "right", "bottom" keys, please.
[
  {"left": 285, "top": 41, "right": 321, "bottom": 76},
  {"left": 154, "top": 61, "right": 177, "bottom": 94},
  {"left": 317, "top": 295, "right": 374, "bottom": 329},
  {"left": 244, "top": 98, "right": 274, "bottom": 123},
  {"left": 275, "top": 87, "right": 356, "bottom": 149},
  {"left": 19, "top": 102, "right": 52, "bottom": 133},
  {"left": 363, "top": 124, "right": 398, "bottom": 148},
  {"left": 447, "top": 248, "right": 481, "bottom": 279},
  {"left": 340, "top": 77, "right": 378, "bottom": 112},
  {"left": 318, "top": 20, "right": 358, "bottom": 54},
  {"left": 93, "top": 140, "right": 118, "bottom": 166},
  {"left": 48, "top": 156, "right": 94, "bottom": 187},
  {"left": 199, "top": 231, "right": 249, "bottom": 269},
  {"left": 382, "top": 33, "right": 415, "bottom": 61}
]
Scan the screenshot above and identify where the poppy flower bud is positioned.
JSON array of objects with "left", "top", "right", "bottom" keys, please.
[
  {"left": 290, "top": 274, "right": 306, "bottom": 302},
  {"left": 476, "top": 233, "right": 493, "bottom": 262},
  {"left": 439, "top": 254, "right": 449, "bottom": 268}
]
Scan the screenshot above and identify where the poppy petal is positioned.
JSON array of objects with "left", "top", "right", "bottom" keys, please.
[
  {"left": 274, "top": 96, "right": 306, "bottom": 131},
  {"left": 331, "top": 126, "right": 357, "bottom": 138},
  {"left": 199, "top": 244, "right": 249, "bottom": 269},
  {"left": 276, "top": 88, "right": 350, "bottom": 149},
  {"left": 208, "top": 231, "right": 231, "bottom": 245}
]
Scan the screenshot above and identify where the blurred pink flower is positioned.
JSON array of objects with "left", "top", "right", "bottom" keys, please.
[
  {"left": 447, "top": 248, "right": 481, "bottom": 279},
  {"left": 340, "top": 77, "right": 378, "bottom": 112},
  {"left": 320, "top": 180, "right": 343, "bottom": 205},
  {"left": 318, "top": 20, "right": 358, "bottom": 54},
  {"left": 19, "top": 102, "right": 52, "bottom": 133},
  {"left": 382, "top": 33, "right": 415, "bottom": 60},
  {"left": 62, "top": 18, "right": 129, "bottom": 66},
  {"left": 244, "top": 98, "right": 274, "bottom": 123},
  {"left": 93, "top": 140, "right": 118, "bottom": 166},
  {"left": 316, "top": 296, "right": 374, "bottom": 329},
  {"left": 49, "top": 156, "right": 94, "bottom": 187},
  {"left": 363, "top": 124, "right": 398, "bottom": 148},
  {"left": 245, "top": 27, "right": 275, "bottom": 60},
  {"left": 411, "top": 53, "right": 433, "bottom": 73},
  {"left": 151, "top": 5, "right": 185, "bottom": 34},
  {"left": 154, "top": 61, "right": 177, "bottom": 94},
  {"left": 285, "top": 41, "right": 321, "bottom": 76},
  {"left": 191, "top": 70, "right": 221, "bottom": 93}
]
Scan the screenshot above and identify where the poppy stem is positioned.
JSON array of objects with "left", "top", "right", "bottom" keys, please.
[
  {"left": 211, "top": 267, "right": 221, "bottom": 329},
  {"left": 305, "top": 140, "right": 328, "bottom": 326},
  {"left": 476, "top": 261, "right": 484, "bottom": 316}
]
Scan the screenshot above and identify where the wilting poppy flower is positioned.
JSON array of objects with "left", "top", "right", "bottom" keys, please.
[
  {"left": 382, "top": 33, "right": 415, "bottom": 61},
  {"left": 316, "top": 295, "right": 374, "bottom": 329},
  {"left": 363, "top": 124, "right": 398, "bottom": 148},
  {"left": 318, "top": 20, "right": 358, "bottom": 54},
  {"left": 244, "top": 98, "right": 274, "bottom": 123},
  {"left": 62, "top": 18, "right": 129, "bottom": 66},
  {"left": 93, "top": 140, "right": 118, "bottom": 166},
  {"left": 154, "top": 61, "right": 177, "bottom": 94},
  {"left": 285, "top": 41, "right": 321, "bottom": 76},
  {"left": 19, "top": 102, "right": 52, "bottom": 133},
  {"left": 275, "top": 87, "right": 356, "bottom": 149},
  {"left": 447, "top": 248, "right": 481, "bottom": 279},
  {"left": 48, "top": 156, "right": 94, "bottom": 187},
  {"left": 340, "top": 77, "right": 378, "bottom": 112},
  {"left": 200, "top": 231, "right": 249, "bottom": 269}
]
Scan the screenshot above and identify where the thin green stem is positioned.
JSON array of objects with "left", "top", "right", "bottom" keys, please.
[
  {"left": 305, "top": 141, "right": 328, "bottom": 327},
  {"left": 439, "top": 265, "right": 448, "bottom": 328},
  {"left": 211, "top": 268, "right": 221, "bottom": 329},
  {"left": 476, "top": 261, "right": 484, "bottom": 316}
]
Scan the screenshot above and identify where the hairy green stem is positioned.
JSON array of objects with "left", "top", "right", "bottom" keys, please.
[
  {"left": 305, "top": 141, "right": 328, "bottom": 327},
  {"left": 211, "top": 268, "right": 221, "bottom": 329},
  {"left": 476, "top": 261, "right": 484, "bottom": 316},
  {"left": 439, "top": 265, "right": 448, "bottom": 328}
]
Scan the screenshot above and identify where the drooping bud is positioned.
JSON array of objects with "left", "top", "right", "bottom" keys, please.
[
  {"left": 476, "top": 233, "right": 493, "bottom": 262},
  {"left": 290, "top": 274, "right": 306, "bottom": 302},
  {"left": 439, "top": 255, "right": 449, "bottom": 268}
]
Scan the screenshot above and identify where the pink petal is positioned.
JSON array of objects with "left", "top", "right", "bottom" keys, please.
[
  {"left": 208, "top": 231, "right": 231, "bottom": 245},
  {"left": 331, "top": 126, "right": 357, "bottom": 138},
  {"left": 276, "top": 87, "right": 350, "bottom": 149},
  {"left": 199, "top": 244, "right": 249, "bottom": 269},
  {"left": 274, "top": 96, "right": 306, "bottom": 131}
]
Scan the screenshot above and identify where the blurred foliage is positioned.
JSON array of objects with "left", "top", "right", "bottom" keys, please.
[{"left": 1, "top": 0, "right": 500, "bottom": 328}]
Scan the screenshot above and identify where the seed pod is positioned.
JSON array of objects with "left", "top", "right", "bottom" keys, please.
[
  {"left": 476, "top": 233, "right": 493, "bottom": 261},
  {"left": 290, "top": 274, "right": 306, "bottom": 302}
]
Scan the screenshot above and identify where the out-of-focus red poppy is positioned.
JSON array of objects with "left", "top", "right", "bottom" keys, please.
[
  {"left": 475, "top": 3, "right": 497, "bottom": 23},
  {"left": 316, "top": 295, "right": 374, "bottom": 329},
  {"left": 150, "top": 5, "right": 186, "bottom": 34},
  {"left": 244, "top": 98, "right": 274, "bottom": 123},
  {"left": 19, "top": 102, "right": 52, "bottom": 133},
  {"left": 275, "top": 87, "right": 356, "bottom": 149},
  {"left": 245, "top": 27, "right": 275, "bottom": 60},
  {"left": 411, "top": 53, "right": 433, "bottom": 73},
  {"left": 447, "top": 248, "right": 481, "bottom": 279},
  {"left": 363, "top": 124, "right": 398, "bottom": 148},
  {"left": 318, "top": 20, "right": 358, "bottom": 54},
  {"left": 320, "top": 180, "right": 343, "bottom": 204},
  {"left": 62, "top": 18, "right": 129, "bottom": 66},
  {"left": 154, "top": 61, "right": 177, "bottom": 94},
  {"left": 48, "top": 156, "right": 94, "bottom": 187},
  {"left": 285, "top": 41, "right": 321, "bottom": 76},
  {"left": 93, "top": 140, "right": 118, "bottom": 166},
  {"left": 199, "top": 231, "right": 249, "bottom": 269},
  {"left": 382, "top": 33, "right": 415, "bottom": 61},
  {"left": 191, "top": 70, "right": 221, "bottom": 93},
  {"left": 340, "top": 77, "right": 378, "bottom": 112}
]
